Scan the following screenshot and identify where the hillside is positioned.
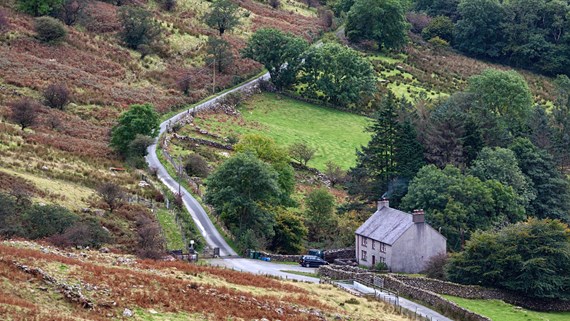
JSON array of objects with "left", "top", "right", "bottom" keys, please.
[
  {"left": 0, "top": 0, "right": 324, "bottom": 250},
  {"left": 0, "top": 240, "right": 409, "bottom": 321}
]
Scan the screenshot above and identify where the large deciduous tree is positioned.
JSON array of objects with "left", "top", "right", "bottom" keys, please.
[
  {"left": 9, "top": 99, "right": 39, "bottom": 130},
  {"left": 118, "top": 6, "right": 161, "bottom": 53},
  {"left": 242, "top": 28, "right": 308, "bottom": 90},
  {"left": 300, "top": 43, "right": 376, "bottom": 108},
  {"left": 205, "top": 152, "right": 281, "bottom": 250},
  {"left": 454, "top": 0, "right": 506, "bottom": 57},
  {"left": 447, "top": 218, "right": 570, "bottom": 300},
  {"left": 203, "top": 0, "right": 241, "bottom": 36},
  {"left": 305, "top": 187, "right": 337, "bottom": 243},
  {"left": 345, "top": 0, "right": 408, "bottom": 49},
  {"left": 206, "top": 36, "right": 234, "bottom": 73},
  {"left": 110, "top": 103, "right": 159, "bottom": 156}
]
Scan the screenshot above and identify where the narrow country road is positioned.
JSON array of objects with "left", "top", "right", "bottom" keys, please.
[{"left": 146, "top": 73, "right": 269, "bottom": 257}]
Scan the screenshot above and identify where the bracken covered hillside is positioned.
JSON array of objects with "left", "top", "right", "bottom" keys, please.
[{"left": 0, "top": 240, "right": 409, "bottom": 320}]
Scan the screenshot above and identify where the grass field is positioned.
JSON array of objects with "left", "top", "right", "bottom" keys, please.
[
  {"left": 193, "top": 93, "right": 372, "bottom": 170},
  {"left": 155, "top": 208, "right": 185, "bottom": 251},
  {"left": 442, "top": 295, "right": 570, "bottom": 321}
]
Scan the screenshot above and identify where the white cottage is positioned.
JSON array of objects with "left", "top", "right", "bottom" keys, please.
[{"left": 355, "top": 199, "right": 446, "bottom": 273}]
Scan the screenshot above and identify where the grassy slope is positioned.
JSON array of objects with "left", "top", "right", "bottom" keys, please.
[
  {"left": 0, "top": 240, "right": 409, "bottom": 321},
  {"left": 442, "top": 295, "right": 570, "bottom": 321},
  {"left": 191, "top": 92, "right": 371, "bottom": 170}
]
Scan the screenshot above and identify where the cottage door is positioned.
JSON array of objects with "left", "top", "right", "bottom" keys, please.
[{"left": 372, "top": 255, "right": 376, "bottom": 266}]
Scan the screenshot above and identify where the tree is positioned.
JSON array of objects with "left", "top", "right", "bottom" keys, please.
[
  {"left": 324, "top": 161, "right": 346, "bottom": 187},
  {"left": 345, "top": 0, "right": 408, "bottom": 49},
  {"left": 553, "top": 75, "right": 570, "bottom": 170},
  {"left": 0, "top": 193, "right": 24, "bottom": 237},
  {"left": 301, "top": 43, "right": 376, "bottom": 108},
  {"left": 18, "top": 0, "right": 63, "bottom": 16},
  {"left": 415, "top": 0, "right": 460, "bottom": 21},
  {"left": 23, "top": 204, "right": 78, "bottom": 239},
  {"left": 184, "top": 153, "right": 210, "bottom": 178},
  {"left": 34, "top": 16, "right": 66, "bottom": 43},
  {"left": 289, "top": 141, "right": 316, "bottom": 166},
  {"left": 305, "top": 188, "right": 337, "bottom": 243},
  {"left": 110, "top": 103, "right": 159, "bottom": 156},
  {"left": 447, "top": 218, "right": 570, "bottom": 300},
  {"left": 43, "top": 83, "right": 70, "bottom": 109},
  {"left": 57, "top": 0, "right": 87, "bottom": 26},
  {"left": 270, "top": 209, "right": 307, "bottom": 254},
  {"left": 206, "top": 36, "right": 233, "bottom": 73},
  {"left": 203, "top": 0, "right": 241, "bottom": 36},
  {"left": 401, "top": 164, "right": 525, "bottom": 250},
  {"left": 127, "top": 134, "right": 154, "bottom": 158},
  {"left": 9, "top": 99, "right": 38, "bottom": 130},
  {"left": 423, "top": 99, "right": 465, "bottom": 168},
  {"left": 118, "top": 6, "right": 161, "bottom": 53},
  {"left": 136, "top": 215, "right": 166, "bottom": 259},
  {"left": 51, "top": 218, "right": 111, "bottom": 248},
  {"left": 422, "top": 16, "right": 454, "bottom": 42},
  {"left": 206, "top": 153, "right": 281, "bottom": 250},
  {"left": 467, "top": 69, "right": 534, "bottom": 141},
  {"left": 97, "top": 182, "right": 124, "bottom": 213},
  {"left": 454, "top": 0, "right": 506, "bottom": 57},
  {"left": 469, "top": 147, "right": 535, "bottom": 211},
  {"left": 242, "top": 28, "right": 308, "bottom": 90},
  {"left": 509, "top": 138, "right": 570, "bottom": 221}
]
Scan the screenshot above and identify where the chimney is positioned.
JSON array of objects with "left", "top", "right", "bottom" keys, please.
[
  {"left": 377, "top": 198, "right": 389, "bottom": 210},
  {"left": 413, "top": 209, "right": 425, "bottom": 224}
]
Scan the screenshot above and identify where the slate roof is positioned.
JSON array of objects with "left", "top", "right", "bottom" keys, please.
[{"left": 355, "top": 205, "right": 414, "bottom": 245}]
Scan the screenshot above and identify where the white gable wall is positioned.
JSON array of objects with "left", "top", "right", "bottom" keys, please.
[{"left": 390, "top": 223, "right": 446, "bottom": 273}]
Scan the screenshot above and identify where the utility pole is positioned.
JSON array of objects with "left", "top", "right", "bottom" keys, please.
[
  {"left": 212, "top": 58, "right": 216, "bottom": 94},
  {"left": 177, "top": 156, "right": 182, "bottom": 196}
]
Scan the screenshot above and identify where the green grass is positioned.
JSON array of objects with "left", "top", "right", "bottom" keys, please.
[
  {"left": 195, "top": 93, "right": 372, "bottom": 170},
  {"left": 155, "top": 207, "right": 185, "bottom": 251},
  {"left": 442, "top": 295, "right": 570, "bottom": 321},
  {"left": 281, "top": 270, "right": 318, "bottom": 278}
]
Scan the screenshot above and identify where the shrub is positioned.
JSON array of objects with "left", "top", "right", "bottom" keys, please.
[
  {"left": 160, "top": 0, "right": 177, "bottom": 11},
  {"left": 136, "top": 215, "right": 165, "bottom": 259},
  {"left": 428, "top": 36, "right": 449, "bottom": 48},
  {"left": 318, "top": 8, "right": 334, "bottom": 30},
  {"left": 49, "top": 218, "right": 112, "bottom": 248},
  {"left": 118, "top": 6, "right": 160, "bottom": 51},
  {"left": 57, "top": 0, "right": 87, "bottom": 26},
  {"left": 269, "top": 0, "right": 280, "bottom": 9},
  {"left": 184, "top": 154, "right": 210, "bottom": 178},
  {"left": 43, "top": 83, "right": 70, "bottom": 109},
  {"left": 406, "top": 12, "right": 431, "bottom": 33},
  {"left": 35, "top": 16, "right": 66, "bottom": 43},
  {"left": 422, "top": 253, "right": 448, "bottom": 280},
  {"left": 18, "top": 0, "right": 63, "bottom": 16},
  {"left": 24, "top": 204, "right": 78, "bottom": 239},
  {"left": 9, "top": 98, "right": 39, "bottom": 130},
  {"left": 289, "top": 141, "right": 315, "bottom": 166},
  {"left": 97, "top": 182, "right": 124, "bottom": 213},
  {"left": 422, "top": 16, "right": 454, "bottom": 42},
  {"left": 373, "top": 262, "right": 388, "bottom": 271},
  {"left": 177, "top": 74, "right": 191, "bottom": 95},
  {"left": 128, "top": 134, "right": 154, "bottom": 158}
]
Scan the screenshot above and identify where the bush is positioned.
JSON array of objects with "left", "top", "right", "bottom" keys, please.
[
  {"left": 57, "top": 0, "right": 87, "bottom": 26},
  {"left": 49, "top": 218, "right": 111, "bottom": 248},
  {"left": 422, "top": 253, "right": 448, "bottom": 280},
  {"left": 428, "top": 36, "right": 449, "bottom": 48},
  {"left": 43, "top": 83, "right": 70, "bottom": 109},
  {"left": 35, "top": 16, "right": 66, "bottom": 43},
  {"left": 97, "top": 182, "right": 124, "bottom": 213},
  {"left": 422, "top": 16, "right": 454, "bottom": 42},
  {"left": 24, "top": 204, "right": 78, "bottom": 239},
  {"left": 128, "top": 134, "right": 154, "bottom": 158},
  {"left": 18, "top": 0, "right": 62, "bottom": 16},
  {"left": 10, "top": 98, "right": 39, "bottom": 130},
  {"left": 373, "top": 262, "right": 388, "bottom": 271},
  {"left": 118, "top": 6, "right": 160, "bottom": 51},
  {"left": 160, "top": 0, "right": 177, "bottom": 11},
  {"left": 268, "top": 0, "right": 280, "bottom": 9},
  {"left": 184, "top": 154, "right": 210, "bottom": 178},
  {"left": 406, "top": 12, "right": 431, "bottom": 33},
  {"left": 136, "top": 215, "right": 165, "bottom": 259}
]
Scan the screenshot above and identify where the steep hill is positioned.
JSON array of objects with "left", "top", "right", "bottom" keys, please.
[{"left": 0, "top": 240, "right": 409, "bottom": 321}]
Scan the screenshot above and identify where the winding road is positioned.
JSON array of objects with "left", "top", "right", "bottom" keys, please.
[{"left": 146, "top": 73, "right": 270, "bottom": 258}]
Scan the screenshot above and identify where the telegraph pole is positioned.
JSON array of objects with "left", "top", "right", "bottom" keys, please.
[{"left": 212, "top": 58, "right": 216, "bottom": 94}]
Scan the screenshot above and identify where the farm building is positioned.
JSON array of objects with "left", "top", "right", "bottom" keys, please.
[{"left": 355, "top": 199, "right": 446, "bottom": 273}]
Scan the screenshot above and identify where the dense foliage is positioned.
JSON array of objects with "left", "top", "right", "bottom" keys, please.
[
  {"left": 447, "top": 218, "right": 570, "bottom": 300},
  {"left": 110, "top": 103, "right": 160, "bottom": 157},
  {"left": 18, "top": 0, "right": 62, "bottom": 16},
  {"left": 203, "top": 0, "right": 241, "bottom": 36},
  {"left": 34, "top": 16, "right": 66, "bottom": 43},
  {"left": 345, "top": 0, "right": 408, "bottom": 49},
  {"left": 300, "top": 43, "right": 376, "bottom": 107},
  {"left": 242, "top": 28, "right": 308, "bottom": 90}
]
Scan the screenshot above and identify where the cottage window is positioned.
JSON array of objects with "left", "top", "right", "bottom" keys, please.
[
  {"left": 379, "top": 256, "right": 385, "bottom": 263},
  {"left": 372, "top": 241, "right": 375, "bottom": 250},
  {"left": 361, "top": 237, "right": 367, "bottom": 247},
  {"left": 379, "top": 242, "right": 386, "bottom": 253},
  {"left": 361, "top": 250, "right": 367, "bottom": 261}
]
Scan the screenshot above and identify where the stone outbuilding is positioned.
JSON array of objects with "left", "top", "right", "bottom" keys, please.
[{"left": 355, "top": 199, "right": 446, "bottom": 273}]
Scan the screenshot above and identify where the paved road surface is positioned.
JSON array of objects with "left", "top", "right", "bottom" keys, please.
[
  {"left": 209, "top": 258, "right": 319, "bottom": 283},
  {"left": 146, "top": 73, "right": 269, "bottom": 257}
]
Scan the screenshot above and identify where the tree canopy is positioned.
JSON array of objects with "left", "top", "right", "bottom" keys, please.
[
  {"left": 110, "top": 103, "right": 160, "bottom": 156},
  {"left": 203, "top": 0, "right": 241, "bottom": 36},
  {"left": 242, "top": 28, "right": 308, "bottom": 90},
  {"left": 345, "top": 0, "right": 408, "bottom": 49},
  {"left": 447, "top": 218, "right": 570, "bottom": 300}
]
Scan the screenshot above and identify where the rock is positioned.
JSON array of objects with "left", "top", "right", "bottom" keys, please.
[
  {"left": 99, "top": 247, "right": 110, "bottom": 253},
  {"left": 41, "top": 165, "right": 49, "bottom": 171},
  {"left": 148, "top": 309, "right": 158, "bottom": 314},
  {"left": 123, "top": 308, "right": 133, "bottom": 317},
  {"left": 93, "top": 209, "right": 105, "bottom": 217}
]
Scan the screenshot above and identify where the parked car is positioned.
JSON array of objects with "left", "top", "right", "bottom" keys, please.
[{"left": 299, "top": 255, "right": 328, "bottom": 267}]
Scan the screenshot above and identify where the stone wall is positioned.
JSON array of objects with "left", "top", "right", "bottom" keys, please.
[
  {"left": 174, "top": 134, "right": 234, "bottom": 150},
  {"left": 255, "top": 251, "right": 302, "bottom": 262},
  {"left": 324, "top": 247, "right": 355, "bottom": 262},
  {"left": 392, "top": 275, "right": 570, "bottom": 312}
]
